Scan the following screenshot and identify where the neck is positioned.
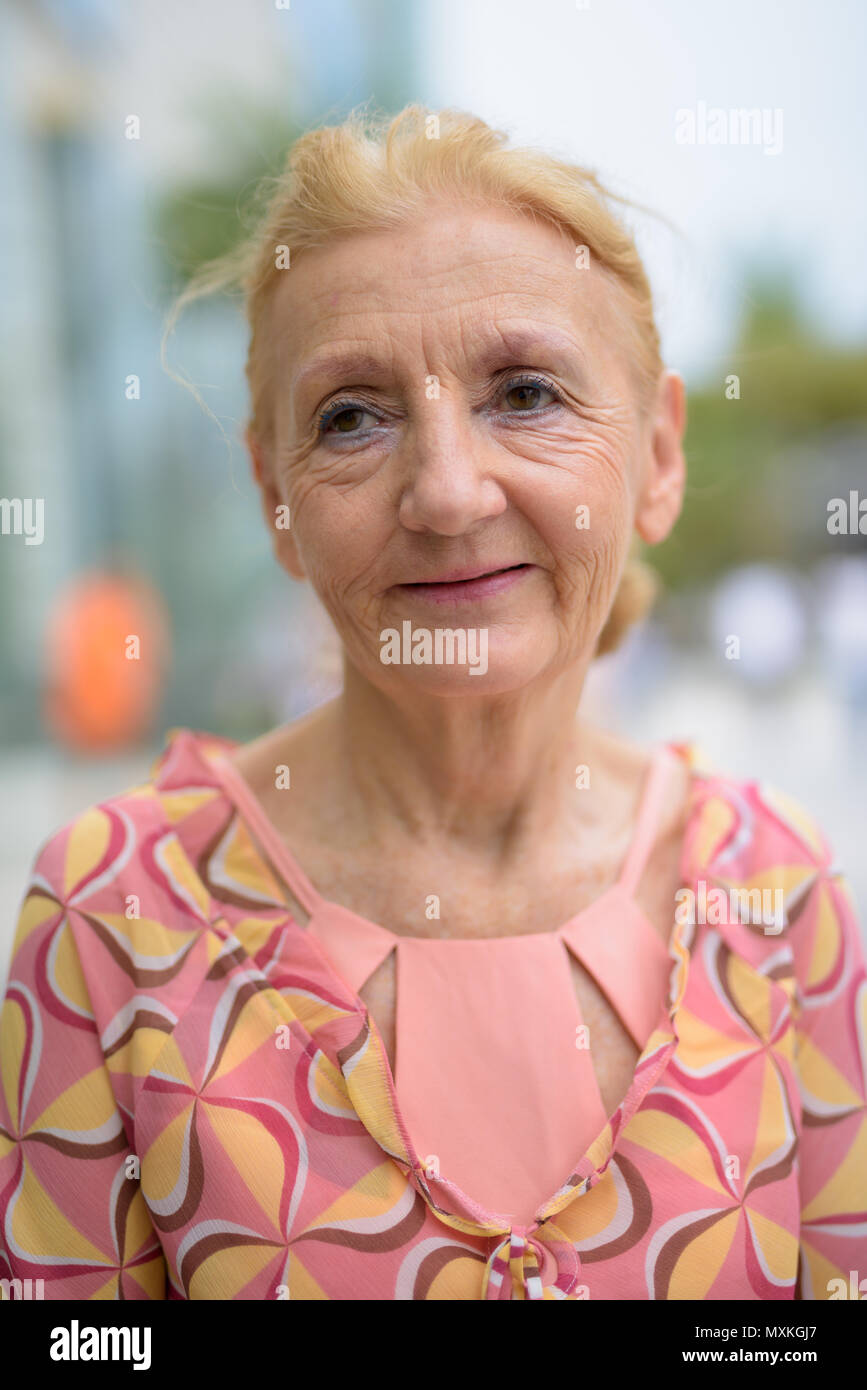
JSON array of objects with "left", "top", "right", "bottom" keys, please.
[{"left": 313, "top": 658, "right": 612, "bottom": 858}]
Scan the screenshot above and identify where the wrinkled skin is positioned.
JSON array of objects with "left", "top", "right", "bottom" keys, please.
[
  {"left": 250, "top": 200, "right": 685, "bottom": 705},
  {"left": 234, "top": 200, "right": 689, "bottom": 1114}
]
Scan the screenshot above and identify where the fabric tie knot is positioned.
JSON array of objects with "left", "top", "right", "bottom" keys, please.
[{"left": 482, "top": 1229, "right": 582, "bottom": 1300}]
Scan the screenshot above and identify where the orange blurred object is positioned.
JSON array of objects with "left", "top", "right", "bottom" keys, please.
[{"left": 43, "top": 571, "right": 171, "bottom": 752}]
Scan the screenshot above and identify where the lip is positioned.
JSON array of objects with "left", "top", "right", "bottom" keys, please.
[{"left": 394, "top": 562, "right": 535, "bottom": 605}]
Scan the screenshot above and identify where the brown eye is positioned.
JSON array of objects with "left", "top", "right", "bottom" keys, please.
[
  {"left": 318, "top": 402, "right": 379, "bottom": 437},
  {"left": 505, "top": 384, "right": 543, "bottom": 410},
  {"left": 501, "top": 377, "right": 560, "bottom": 414},
  {"left": 331, "top": 408, "right": 365, "bottom": 433}
]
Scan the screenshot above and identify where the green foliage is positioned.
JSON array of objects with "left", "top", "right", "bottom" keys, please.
[
  {"left": 151, "top": 87, "right": 302, "bottom": 292},
  {"left": 655, "top": 271, "right": 867, "bottom": 591}
]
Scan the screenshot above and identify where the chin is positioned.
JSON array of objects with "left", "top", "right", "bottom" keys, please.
[{"left": 373, "top": 635, "right": 556, "bottom": 697}]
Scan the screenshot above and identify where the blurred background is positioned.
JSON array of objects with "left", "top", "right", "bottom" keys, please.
[{"left": 1, "top": 0, "right": 866, "bottom": 985}]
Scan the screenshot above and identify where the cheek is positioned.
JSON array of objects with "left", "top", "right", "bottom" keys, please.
[
  {"left": 292, "top": 483, "right": 393, "bottom": 615},
  {"left": 522, "top": 433, "right": 634, "bottom": 568}
]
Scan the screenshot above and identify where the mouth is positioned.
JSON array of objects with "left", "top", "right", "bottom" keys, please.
[{"left": 395, "top": 563, "right": 534, "bottom": 605}]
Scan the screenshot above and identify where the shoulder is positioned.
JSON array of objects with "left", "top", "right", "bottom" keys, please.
[
  {"left": 24, "top": 728, "right": 234, "bottom": 910},
  {"left": 681, "top": 748, "right": 834, "bottom": 881},
  {"left": 679, "top": 745, "right": 864, "bottom": 993},
  {"left": 8, "top": 728, "right": 243, "bottom": 1001}
]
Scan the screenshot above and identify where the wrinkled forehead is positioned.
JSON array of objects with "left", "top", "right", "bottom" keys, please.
[{"left": 265, "top": 204, "right": 634, "bottom": 405}]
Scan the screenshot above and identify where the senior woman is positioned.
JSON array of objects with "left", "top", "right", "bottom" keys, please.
[{"left": 1, "top": 106, "right": 864, "bottom": 1304}]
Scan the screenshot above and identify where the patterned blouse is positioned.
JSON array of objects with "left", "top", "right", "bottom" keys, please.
[{"left": 0, "top": 726, "right": 864, "bottom": 1300}]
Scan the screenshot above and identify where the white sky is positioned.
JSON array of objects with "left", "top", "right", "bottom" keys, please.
[
  {"left": 26, "top": 0, "right": 864, "bottom": 385},
  {"left": 417, "top": 0, "right": 867, "bottom": 379}
]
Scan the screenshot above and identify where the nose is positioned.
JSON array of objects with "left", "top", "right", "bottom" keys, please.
[{"left": 397, "top": 402, "right": 507, "bottom": 536}]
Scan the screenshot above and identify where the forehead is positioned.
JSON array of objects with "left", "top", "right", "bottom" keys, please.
[{"left": 267, "top": 202, "right": 625, "bottom": 389}]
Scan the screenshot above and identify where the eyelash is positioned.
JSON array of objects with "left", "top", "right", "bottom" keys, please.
[{"left": 316, "top": 372, "right": 564, "bottom": 438}]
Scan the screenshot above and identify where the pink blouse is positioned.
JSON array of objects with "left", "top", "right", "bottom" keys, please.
[
  {"left": 209, "top": 744, "right": 680, "bottom": 1227},
  {"left": 1, "top": 726, "right": 865, "bottom": 1300}
]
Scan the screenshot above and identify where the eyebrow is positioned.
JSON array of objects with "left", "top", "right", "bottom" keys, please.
[
  {"left": 293, "top": 327, "right": 588, "bottom": 402},
  {"left": 294, "top": 351, "right": 394, "bottom": 400},
  {"left": 471, "top": 326, "right": 588, "bottom": 380}
]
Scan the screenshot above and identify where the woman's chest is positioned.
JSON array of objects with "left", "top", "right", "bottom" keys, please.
[
  {"left": 134, "top": 916, "right": 803, "bottom": 1299},
  {"left": 298, "top": 832, "right": 688, "bottom": 1119},
  {"left": 359, "top": 947, "right": 641, "bottom": 1118}
]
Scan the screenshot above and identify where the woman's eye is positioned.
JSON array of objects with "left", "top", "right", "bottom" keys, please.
[
  {"left": 502, "top": 381, "right": 559, "bottom": 412},
  {"left": 320, "top": 405, "right": 375, "bottom": 436},
  {"left": 318, "top": 378, "right": 560, "bottom": 437}
]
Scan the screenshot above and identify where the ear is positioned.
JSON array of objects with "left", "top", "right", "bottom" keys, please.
[
  {"left": 633, "top": 369, "right": 687, "bottom": 546},
  {"left": 245, "top": 424, "right": 307, "bottom": 581}
]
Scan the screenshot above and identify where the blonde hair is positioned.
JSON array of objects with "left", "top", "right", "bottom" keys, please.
[{"left": 162, "top": 102, "right": 666, "bottom": 654}]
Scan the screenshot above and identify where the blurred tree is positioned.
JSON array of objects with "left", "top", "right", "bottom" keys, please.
[
  {"left": 656, "top": 269, "right": 867, "bottom": 591},
  {"left": 151, "top": 86, "right": 303, "bottom": 291}
]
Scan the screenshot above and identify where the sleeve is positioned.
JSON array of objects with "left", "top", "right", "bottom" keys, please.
[
  {"left": 0, "top": 831, "right": 167, "bottom": 1300},
  {"left": 787, "top": 853, "right": 867, "bottom": 1300}
]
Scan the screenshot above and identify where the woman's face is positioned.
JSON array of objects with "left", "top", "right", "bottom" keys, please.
[{"left": 253, "top": 201, "right": 685, "bottom": 696}]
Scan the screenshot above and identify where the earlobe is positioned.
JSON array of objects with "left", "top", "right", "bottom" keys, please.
[
  {"left": 274, "top": 521, "right": 308, "bottom": 583},
  {"left": 662, "top": 368, "right": 687, "bottom": 437},
  {"left": 634, "top": 370, "right": 687, "bottom": 546}
]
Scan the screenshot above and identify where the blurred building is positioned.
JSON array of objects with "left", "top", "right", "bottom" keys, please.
[
  {"left": 0, "top": 0, "right": 419, "bottom": 982},
  {"left": 0, "top": 0, "right": 419, "bottom": 746}
]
